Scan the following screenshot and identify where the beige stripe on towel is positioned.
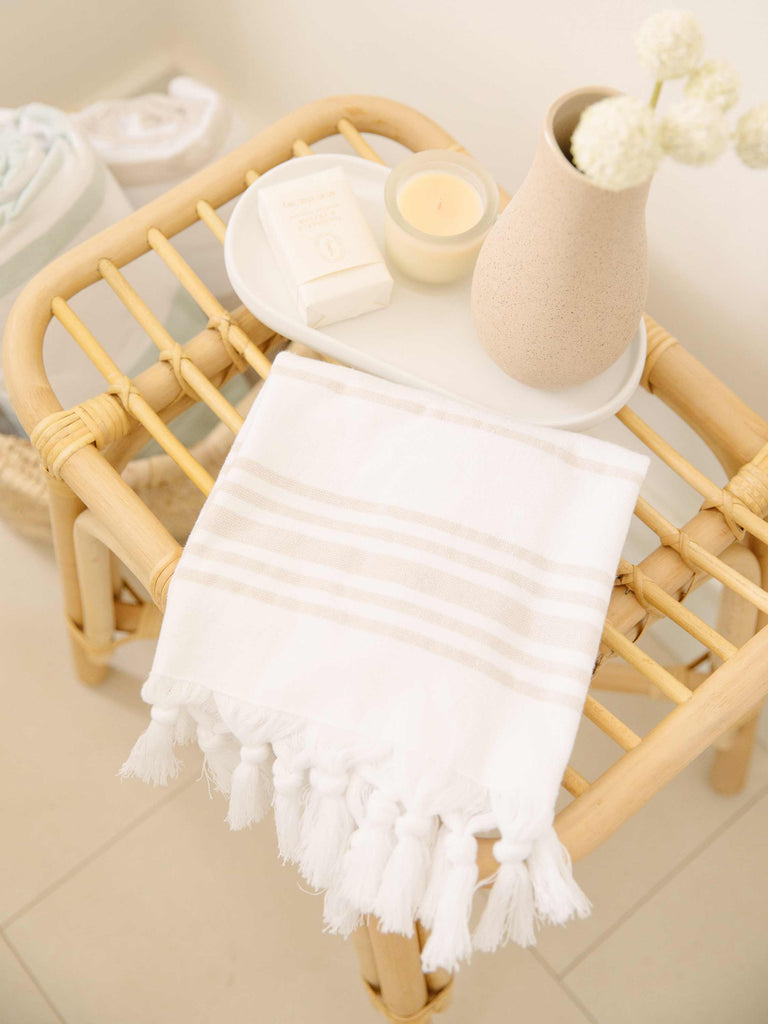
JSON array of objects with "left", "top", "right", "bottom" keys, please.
[
  {"left": 199, "top": 504, "right": 603, "bottom": 659},
  {"left": 175, "top": 564, "right": 586, "bottom": 711},
  {"left": 186, "top": 541, "right": 591, "bottom": 689},
  {"left": 218, "top": 478, "right": 607, "bottom": 612}
]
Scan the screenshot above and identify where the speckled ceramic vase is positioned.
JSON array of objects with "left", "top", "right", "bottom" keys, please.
[{"left": 471, "top": 86, "right": 650, "bottom": 391}]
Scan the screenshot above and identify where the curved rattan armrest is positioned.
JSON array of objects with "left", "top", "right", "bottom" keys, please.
[
  {"left": 642, "top": 315, "right": 768, "bottom": 475},
  {"left": 2, "top": 95, "right": 479, "bottom": 436}
]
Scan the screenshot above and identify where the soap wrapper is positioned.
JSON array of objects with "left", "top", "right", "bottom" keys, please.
[{"left": 258, "top": 165, "right": 393, "bottom": 328}]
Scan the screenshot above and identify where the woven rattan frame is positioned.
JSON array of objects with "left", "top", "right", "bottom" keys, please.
[{"left": 5, "top": 95, "right": 768, "bottom": 1023}]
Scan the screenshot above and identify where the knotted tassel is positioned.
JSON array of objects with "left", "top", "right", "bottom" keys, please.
[
  {"left": 174, "top": 707, "right": 198, "bottom": 746},
  {"left": 226, "top": 743, "right": 273, "bottom": 830},
  {"left": 340, "top": 789, "right": 399, "bottom": 912},
  {"left": 197, "top": 724, "right": 240, "bottom": 795},
  {"left": 119, "top": 705, "right": 180, "bottom": 785},
  {"left": 420, "top": 828, "right": 479, "bottom": 973},
  {"left": 417, "top": 825, "right": 449, "bottom": 931},
  {"left": 323, "top": 885, "right": 364, "bottom": 938},
  {"left": 374, "top": 811, "right": 435, "bottom": 935},
  {"left": 272, "top": 743, "right": 307, "bottom": 863},
  {"left": 473, "top": 838, "right": 535, "bottom": 952},
  {"left": 298, "top": 764, "right": 353, "bottom": 889},
  {"left": 527, "top": 829, "right": 591, "bottom": 925}
]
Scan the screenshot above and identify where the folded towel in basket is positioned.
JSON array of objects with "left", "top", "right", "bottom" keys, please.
[
  {"left": 122, "top": 351, "right": 648, "bottom": 971},
  {"left": 73, "top": 76, "right": 250, "bottom": 310},
  {"left": 72, "top": 77, "right": 241, "bottom": 196},
  {"left": 0, "top": 103, "right": 203, "bottom": 435}
]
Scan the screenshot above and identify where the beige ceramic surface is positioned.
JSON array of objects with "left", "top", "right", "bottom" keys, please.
[
  {"left": 2, "top": 520, "right": 767, "bottom": 1022},
  {"left": 472, "top": 87, "right": 650, "bottom": 390}
]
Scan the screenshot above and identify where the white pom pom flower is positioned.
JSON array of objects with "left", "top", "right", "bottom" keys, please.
[
  {"left": 635, "top": 10, "right": 706, "bottom": 81},
  {"left": 734, "top": 104, "right": 768, "bottom": 169},
  {"left": 571, "top": 96, "right": 662, "bottom": 191},
  {"left": 658, "top": 98, "right": 730, "bottom": 165},
  {"left": 685, "top": 59, "right": 741, "bottom": 112}
]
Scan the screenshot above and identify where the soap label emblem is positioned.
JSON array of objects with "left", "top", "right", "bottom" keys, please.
[{"left": 316, "top": 233, "right": 345, "bottom": 263}]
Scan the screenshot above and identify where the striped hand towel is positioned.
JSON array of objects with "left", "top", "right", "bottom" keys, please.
[{"left": 122, "top": 351, "right": 648, "bottom": 971}]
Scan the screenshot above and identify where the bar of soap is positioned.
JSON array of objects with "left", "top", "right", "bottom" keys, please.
[{"left": 258, "top": 166, "right": 393, "bottom": 328}]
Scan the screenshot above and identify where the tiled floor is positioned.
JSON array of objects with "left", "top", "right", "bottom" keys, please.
[{"left": 2, "top": 518, "right": 767, "bottom": 1024}]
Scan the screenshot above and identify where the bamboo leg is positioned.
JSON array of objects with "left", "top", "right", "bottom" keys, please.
[
  {"left": 110, "top": 551, "right": 123, "bottom": 599},
  {"left": 352, "top": 922, "right": 380, "bottom": 992},
  {"left": 367, "top": 918, "right": 430, "bottom": 1022},
  {"left": 73, "top": 511, "right": 118, "bottom": 679},
  {"left": 45, "top": 474, "right": 108, "bottom": 684},
  {"left": 711, "top": 543, "right": 764, "bottom": 793},
  {"left": 710, "top": 713, "right": 762, "bottom": 794}
]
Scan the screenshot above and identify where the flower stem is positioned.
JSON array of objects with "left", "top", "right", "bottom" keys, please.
[{"left": 649, "top": 81, "right": 662, "bottom": 111}]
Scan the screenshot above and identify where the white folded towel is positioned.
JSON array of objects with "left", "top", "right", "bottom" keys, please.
[
  {"left": 122, "top": 352, "right": 648, "bottom": 971},
  {"left": 72, "top": 77, "right": 242, "bottom": 196},
  {"left": 0, "top": 104, "right": 202, "bottom": 434}
]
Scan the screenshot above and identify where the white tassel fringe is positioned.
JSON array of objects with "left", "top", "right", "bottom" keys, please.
[
  {"left": 527, "top": 830, "right": 591, "bottom": 924},
  {"left": 323, "top": 885, "right": 363, "bottom": 937},
  {"left": 418, "top": 825, "right": 449, "bottom": 930},
  {"left": 340, "top": 789, "right": 399, "bottom": 912},
  {"left": 420, "top": 829, "right": 478, "bottom": 973},
  {"left": 375, "top": 811, "right": 435, "bottom": 935},
  {"left": 174, "top": 708, "right": 198, "bottom": 746},
  {"left": 123, "top": 698, "right": 592, "bottom": 966},
  {"left": 227, "top": 743, "right": 273, "bottom": 829},
  {"left": 473, "top": 840, "right": 535, "bottom": 951},
  {"left": 119, "top": 705, "right": 180, "bottom": 785},
  {"left": 197, "top": 725, "right": 240, "bottom": 795},
  {"left": 298, "top": 765, "right": 353, "bottom": 889},
  {"left": 272, "top": 735, "right": 307, "bottom": 862}
]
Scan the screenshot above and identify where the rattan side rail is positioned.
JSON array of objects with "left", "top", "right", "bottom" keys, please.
[{"left": 5, "top": 95, "right": 768, "bottom": 1023}]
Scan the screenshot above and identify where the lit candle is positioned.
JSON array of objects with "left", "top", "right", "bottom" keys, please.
[{"left": 384, "top": 150, "right": 498, "bottom": 284}]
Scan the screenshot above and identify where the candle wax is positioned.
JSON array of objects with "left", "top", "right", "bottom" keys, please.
[{"left": 396, "top": 171, "right": 484, "bottom": 237}]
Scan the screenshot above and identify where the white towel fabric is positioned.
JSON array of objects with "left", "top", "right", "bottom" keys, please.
[
  {"left": 0, "top": 103, "right": 202, "bottom": 435},
  {"left": 122, "top": 351, "right": 648, "bottom": 971},
  {"left": 72, "top": 77, "right": 243, "bottom": 198},
  {"left": 73, "top": 76, "right": 250, "bottom": 310}
]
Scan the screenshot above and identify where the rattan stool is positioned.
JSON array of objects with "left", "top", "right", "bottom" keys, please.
[{"left": 5, "top": 95, "right": 768, "bottom": 1023}]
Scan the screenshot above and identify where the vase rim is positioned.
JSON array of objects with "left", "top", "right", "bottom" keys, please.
[{"left": 542, "top": 85, "right": 649, "bottom": 194}]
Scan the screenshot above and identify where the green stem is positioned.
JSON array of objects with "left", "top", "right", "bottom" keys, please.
[{"left": 649, "top": 80, "right": 663, "bottom": 111}]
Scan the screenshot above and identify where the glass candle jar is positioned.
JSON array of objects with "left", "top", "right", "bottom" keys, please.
[{"left": 384, "top": 150, "right": 499, "bottom": 285}]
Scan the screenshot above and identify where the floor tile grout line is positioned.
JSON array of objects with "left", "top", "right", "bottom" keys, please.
[
  {"left": 559, "top": 781, "right": 768, "bottom": 979},
  {"left": 2, "top": 777, "right": 198, "bottom": 931},
  {"left": 1, "top": 931, "right": 68, "bottom": 1024},
  {"left": 530, "top": 948, "right": 601, "bottom": 1024}
]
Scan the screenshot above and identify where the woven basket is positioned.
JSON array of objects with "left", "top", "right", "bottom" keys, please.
[{"left": 0, "top": 434, "right": 52, "bottom": 542}]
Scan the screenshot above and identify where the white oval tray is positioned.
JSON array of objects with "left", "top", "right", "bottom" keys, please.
[{"left": 224, "top": 153, "right": 646, "bottom": 431}]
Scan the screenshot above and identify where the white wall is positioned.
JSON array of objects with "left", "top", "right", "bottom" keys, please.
[{"left": 0, "top": 0, "right": 178, "bottom": 107}]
